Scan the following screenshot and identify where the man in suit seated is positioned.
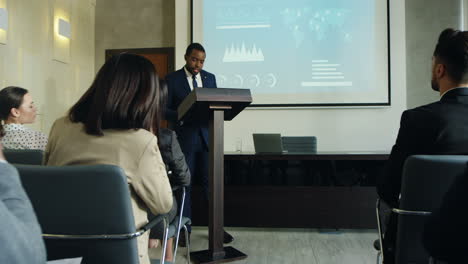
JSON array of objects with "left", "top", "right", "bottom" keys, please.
[
  {"left": 165, "top": 43, "right": 234, "bottom": 245},
  {"left": 0, "top": 140, "right": 47, "bottom": 264},
  {"left": 377, "top": 28, "right": 468, "bottom": 263}
]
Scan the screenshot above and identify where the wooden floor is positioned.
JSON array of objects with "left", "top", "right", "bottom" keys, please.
[{"left": 149, "top": 227, "right": 378, "bottom": 264}]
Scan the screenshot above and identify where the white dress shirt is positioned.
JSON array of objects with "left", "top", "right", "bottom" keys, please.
[{"left": 184, "top": 67, "right": 203, "bottom": 90}]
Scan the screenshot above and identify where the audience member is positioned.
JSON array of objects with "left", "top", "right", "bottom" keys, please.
[
  {"left": 44, "top": 53, "right": 173, "bottom": 264},
  {"left": 423, "top": 165, "right": 468, "bottom": 263},
  {"left": 148, "top": 80, "right": 191, "bottom": 261},
  {"left": 377, "top": 28, "right": 468, "bottom": 263},
  {"left": 158, "top": 125, "right": 191, "bottom": 187},
  {"left": 0, "top": 140, "right": 47, "bottom": 264},
  {"left": 158, "top": 80, "right": 191, "bottom": 190},
  {"left": 0, "top": 86, "right": 47, "bottom": 150}
]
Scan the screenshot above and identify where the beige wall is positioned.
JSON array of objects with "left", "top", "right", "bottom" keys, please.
[
  {"left": 0, "top": 0, "right": 96, "bottom": 134},
  {"left": 175, "top": 0, "right": 190, "bottom": 68},
  {"left": 94, "top": 0, "right": 175, "bottom": 70},
  {"left": 405, "top": 0, "right": 465, "bottom": 109}
]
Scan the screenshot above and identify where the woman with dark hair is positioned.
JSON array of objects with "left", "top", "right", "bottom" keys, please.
[
  {"left": 44, "top": 53, "right": 173, "bottom": 264},
  {"left": 0, "top": 86, "right": 47, "bottom": 150}
]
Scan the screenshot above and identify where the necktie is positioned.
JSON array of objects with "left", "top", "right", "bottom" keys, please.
[{"left": 192, "top": 75, "right": 198, "bottom": 89}]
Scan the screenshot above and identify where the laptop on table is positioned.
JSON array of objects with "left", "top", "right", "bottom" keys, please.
[{"left": 252, "top": 133, "right": 287, "bottom": 154}]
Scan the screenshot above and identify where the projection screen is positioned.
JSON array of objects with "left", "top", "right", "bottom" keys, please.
[{"left": 192, "top": 0, "right": 390, "bottom": 107}]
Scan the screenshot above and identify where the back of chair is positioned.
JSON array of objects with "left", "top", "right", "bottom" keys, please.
[
  {"left": 396, "top": 155, "right": 468, "bottom": 264},
  {"left": 15, "top": 164, "right": 139, "bottom": 264},
  {"left": 4, "top": 149, "right": 44, "bottom": 165}
]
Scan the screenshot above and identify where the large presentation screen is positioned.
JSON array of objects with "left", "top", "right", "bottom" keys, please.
[{"left": 192, "top": 0, "right": 390, "bottom": 107}]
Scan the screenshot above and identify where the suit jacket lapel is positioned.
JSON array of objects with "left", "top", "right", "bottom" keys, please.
[
  {"left": 178, "top": 68, "right": 191, "bottom": 94},
  {"left": 200, "top": 71, "right": 206, "bottom": 87},
  {"left": 200, "top": 70, "right": 212, "bottom": 88}
]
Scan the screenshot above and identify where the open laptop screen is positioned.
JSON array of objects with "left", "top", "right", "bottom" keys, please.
[{"left": 253, "top": 133, "right": 284, "bottom": 154}]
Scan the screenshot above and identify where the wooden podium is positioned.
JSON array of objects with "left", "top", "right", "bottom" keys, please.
[{"left": 177, "top": 88, "right": 252, "bottom": 264}]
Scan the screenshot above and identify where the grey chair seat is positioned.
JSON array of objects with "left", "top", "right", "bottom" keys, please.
[
  {"left": 174, "top": 217, "right": 191, "bottom": 230},
  {"left": 165, "top": 217, "right": 191, "bottom": 239},
  {"left": 151, "top": 260, "right": 173, "bottom": 264}
]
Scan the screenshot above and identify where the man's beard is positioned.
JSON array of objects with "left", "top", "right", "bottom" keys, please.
[
  {"left": 431, "top": 78, "right": 440, "bottom": 91},
  {"left": 185, "top": 65, "right": 198, "bottom": 76}
]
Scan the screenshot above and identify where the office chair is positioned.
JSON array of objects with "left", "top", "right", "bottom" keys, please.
[
  {"left": 15, "top": 164, "right": 170, "bottom": 264},
  {"left": 4, "top": 149, "right": 44, "bottom": 165},
  {"left": 151, "top": 186, "right": 191, "bottom": 264},
  {"left": 375, "top": 155, "right": 468, "bottom": 264}
]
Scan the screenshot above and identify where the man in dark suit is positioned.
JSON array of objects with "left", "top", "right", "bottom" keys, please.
[
  {"left": 166, "top": 43, "right": 233, "bottom": 245},
  {"left": 377, "top": 28, "right": 468, "bottom": 263}
]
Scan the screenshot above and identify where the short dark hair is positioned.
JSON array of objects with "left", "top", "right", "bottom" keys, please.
[
  {"left": 158, "top": 79, "right": 168, "bottom": 123},
  {"left": 155, "top": 79, "right": 168, "bottom": 138},
  {"left": 433, "top": 28, "right": 468, "bottom": 83},
  {"left": 69, "top": 53, "right": 160, "bottom": 136},
  {"left": 0, "top": 86, "right": 29, "bottom": 137},
  {"left": 185, "top": 43, "right": 205, "bottom": 56}
]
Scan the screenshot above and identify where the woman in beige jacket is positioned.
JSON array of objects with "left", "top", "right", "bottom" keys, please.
[{"left": 44, "top": 53, "right": 173, "bottom": 264}]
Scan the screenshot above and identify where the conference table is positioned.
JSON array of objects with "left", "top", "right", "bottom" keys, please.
[
  {"left": 225, "top": 150, "right": 389, "bottom": 160},
  {"left": 191, "top": 151, "right": 389, "bottom": 229}
]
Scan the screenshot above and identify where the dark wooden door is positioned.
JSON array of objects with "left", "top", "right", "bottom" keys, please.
[
  {"left": 105, "top": 48, "right": 175, "bottom": 128},
  {"left": 105, "top": 47, "right": 175, "bottom": 80}
]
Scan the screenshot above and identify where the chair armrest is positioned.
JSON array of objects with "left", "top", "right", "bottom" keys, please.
[
  {"left": 141, "top": 214, "right": 167, "bottom": 232},
  {"left": 391, "top": 208, "right": 432, "bottom": 216},
  {"left": 43, "top": 214, "right": 168, "bottom": 240}
]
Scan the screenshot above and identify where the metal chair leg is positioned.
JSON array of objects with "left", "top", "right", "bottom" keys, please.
[
  {"left": 183, "top": 224, "right": 190, "bottom": 264},
  {"left": 173, "top": 224, "right": 180, "bottom": 261},
  {"left": 173, "top": 188, "right": 186, "bottom": 262},
  {"left": 376, "top": 199, "right": 385, "bottom": 263},
  {"left": 160, "top": 217, "right": 169, "bottom": 264},
  {"left": 173, "top": 235, "right": 179, "bottom": 262}
]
